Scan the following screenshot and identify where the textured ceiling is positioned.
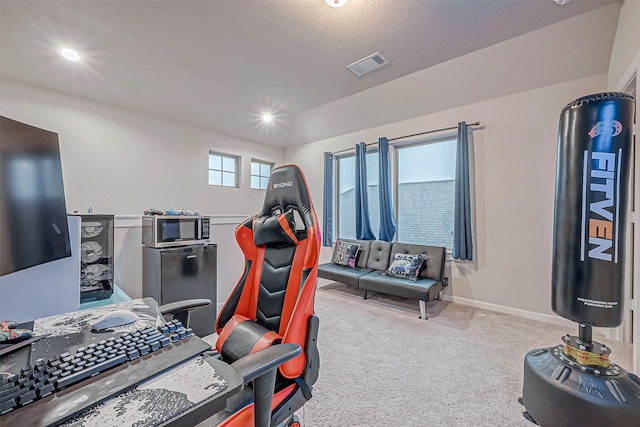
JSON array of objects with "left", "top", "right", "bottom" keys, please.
[{"left": 0, "top": 0, "right": 618, "bottom": 147}]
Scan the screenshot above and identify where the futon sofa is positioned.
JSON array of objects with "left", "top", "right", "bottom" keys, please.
[{"left": 318, "top": 238, "right": 448, "bottom": 319}]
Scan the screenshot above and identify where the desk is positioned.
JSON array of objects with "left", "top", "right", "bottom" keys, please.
[{"left": 0, "top": 298, "right": 243, "bottom": 427}]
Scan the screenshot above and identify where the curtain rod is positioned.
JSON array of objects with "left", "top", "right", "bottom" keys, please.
[{"left": 329, "top": 121, "right": 480, "bottom": 156}]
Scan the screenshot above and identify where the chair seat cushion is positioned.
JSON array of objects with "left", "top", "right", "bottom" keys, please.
[
  {"left": 359, "top": 271, "right": 441, "bottom": 300},
  {"left": 317, "top": 263, "right": 373, "bottom": 287},
  {"left": 217, "top": 314, "right": 282, "bottom": 363}
]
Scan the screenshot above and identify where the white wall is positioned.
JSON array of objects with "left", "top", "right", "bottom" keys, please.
[
  {"left": 1, "top": 80, "right": 283, "bottom": 216},
  {"left": 1, "top": 80, "right": 284, "bottom": 305},
  {"left": 286, "top": 73, "right": 607, "bottom": 324},
  {"left": 607, "top": 0, "right": 640, "bottom": 89}
]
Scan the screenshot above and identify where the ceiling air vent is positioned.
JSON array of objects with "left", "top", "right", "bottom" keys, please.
[{"left": 347, "top": 52, "right": 390, "bottom": 77}]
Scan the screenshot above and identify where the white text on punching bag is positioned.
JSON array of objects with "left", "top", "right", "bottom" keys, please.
[{"left": 582, "top": 150, "right": 621, "bottom": 262}]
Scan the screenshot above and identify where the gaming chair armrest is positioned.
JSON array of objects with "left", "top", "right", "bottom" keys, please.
[
  {"left": 230, "top": 343, "right": 301, "bottom": 383},
  {"left": 230, "top": 344, "right": 302, "bottom": 427},
  {"left": 158, "top": 299, "right": 211, "bottom": 328}
]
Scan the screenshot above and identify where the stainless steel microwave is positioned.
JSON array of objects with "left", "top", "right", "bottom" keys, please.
[{"left": 141, "top": 215, "right": 210, "bottom": 248}]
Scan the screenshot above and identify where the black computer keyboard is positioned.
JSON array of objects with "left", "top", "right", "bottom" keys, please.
[{"left": 0, "top": 319, "right": 213, "bottom": 426}]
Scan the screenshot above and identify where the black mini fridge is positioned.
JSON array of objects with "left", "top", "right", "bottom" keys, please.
[{"left": 142, "top": 244, "right": 217, "bottom": 336}]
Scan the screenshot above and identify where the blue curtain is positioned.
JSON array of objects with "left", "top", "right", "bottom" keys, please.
[
  {"left": 453, "top": 121, "right": 473, "bottom": 260},
  {"left": 322, "top": 152, "right": 334, "bottom": 247},
  {"left": 378, "top": 137, "right": 396, "bottom": 241},
  {"left": 355, "top": 142, "right": 375, "bottom": 240}
]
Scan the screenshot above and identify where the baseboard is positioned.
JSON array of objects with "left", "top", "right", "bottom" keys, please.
[{"left": 440, "top": 294, "right": 575, "bottom": 329}]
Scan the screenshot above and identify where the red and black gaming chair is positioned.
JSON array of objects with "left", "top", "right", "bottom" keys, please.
[{"left": 210, "top": 164, "right": 321, "bottom": 426}]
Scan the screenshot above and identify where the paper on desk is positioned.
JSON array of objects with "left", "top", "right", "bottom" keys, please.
[
  {"left": 33, "top": 299, "right": 161, "bottom": 336},
  {"left": 62, "top": 355, "right": 229, "bottom": 427}
]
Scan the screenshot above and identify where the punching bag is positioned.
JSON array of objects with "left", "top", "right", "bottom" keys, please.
[{"left": 552, "top": 92, "right": 634, "bottom": 327}]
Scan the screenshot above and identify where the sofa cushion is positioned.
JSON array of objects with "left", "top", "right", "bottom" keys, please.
[
  {"left": 318, "top": 263, "right": 373, "bottom": 287},
  {"left": 366, "top": 241, "right": 393, "bottom": 271},
  {"left": 336, "top": 239, "right": 371, "bottom": 268},
  {"left": 331, "top": 240, "right": 360, "bottom": 267},
  {"left": 390, "top": 243, "right": 445, "bottom": 281},
  {"left": 359, "top": 270, "right": 442, "bottom": 301},
  {"left": 383, "top": 253, "right": 428, "bottom": 282}
]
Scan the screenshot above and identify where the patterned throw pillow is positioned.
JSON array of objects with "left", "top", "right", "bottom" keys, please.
[
  {"left": 331, "top": 240, "right": 361, "bottom": 268},
  {"left": 383, "top": 253, "right": 428, "bottom": 281}
]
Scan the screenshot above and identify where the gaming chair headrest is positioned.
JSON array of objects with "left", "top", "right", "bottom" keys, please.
[
  {"left": 253, "top": 209, "right": 298, "bottom": 247},
  {"left": 260, "top": 165, "right": 315, "bottom": 229}
]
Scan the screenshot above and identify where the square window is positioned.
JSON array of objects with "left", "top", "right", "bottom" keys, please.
[
  {"left": 250, "top": 159, "right": 274, "bottom": 190},
  {"left": 209, "top": 152, "right": 239, "bottom": 187}
]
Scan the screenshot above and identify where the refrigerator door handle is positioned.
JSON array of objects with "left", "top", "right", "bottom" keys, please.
[{"left": 186, "top": 254, "right": 197, "bottom": 259}]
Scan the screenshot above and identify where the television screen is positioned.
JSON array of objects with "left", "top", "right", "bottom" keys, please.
[{"left": 1, "top": 116, "right": 71, "bottom": 276}]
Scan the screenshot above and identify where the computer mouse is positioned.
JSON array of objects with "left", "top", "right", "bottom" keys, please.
[{"left": 90, "top": 310, "right": 139, "bottom": 331}]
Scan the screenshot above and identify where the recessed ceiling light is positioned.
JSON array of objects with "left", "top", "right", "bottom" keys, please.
[
  {"left": 60, "top": 48, "right": 80, "bottom": 62},
  {"left": 262, "top": 114, "right": 273, "bottom": 123},
  {"left": 325, "top": 0, "right": 349, "bottom": 8}
]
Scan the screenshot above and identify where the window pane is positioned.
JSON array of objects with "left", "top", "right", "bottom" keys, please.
[
  {"left": 397, "top": 140, "right": 456, "bottom": 248},
  {"left": 251, "top": 162, "right": 260, "bottom": 175},
  {"left": 209, "top": 154, "right": 221, "bottom": 170},
  {"left": 251, "top": 176, "right": 260, "bottom": 189},
  {"left": 222, "top": 171, "right": 235, "bottom": 187},
  {"left": 338, "top": 156, "right": 355, "bottom": 239},
  {"left": 209, "top": 170, "right": 221, "bottom": 186},
  {"left": 366, "top": 152, "right": 379, "bottom": 237},
  {"left": 222, "top": 157, "right": 236, "bottom": 172},
  {"left": 260, "top": 163, "right": 271, "bottom": 177},
  {"left": 337, "top": 154, "right": 380, "bottom": 239},
  {"left": 260, "top": 177, "right": 269, "bottom": 189}
]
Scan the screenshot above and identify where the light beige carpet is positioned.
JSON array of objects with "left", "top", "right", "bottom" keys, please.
[{"left": 298, "top": 283, "right": 633, "bottom": 427}]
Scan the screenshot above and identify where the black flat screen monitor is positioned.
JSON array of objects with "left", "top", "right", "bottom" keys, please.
[{"left": 1, "top": 116, "right": 71, "bottom": 276}]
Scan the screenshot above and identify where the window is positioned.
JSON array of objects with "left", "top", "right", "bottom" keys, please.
[
  {"left": 250, "top": 159, "right": 273, "bottom": 190},
  {"left": 336, "top": 151, "right": 379, "bottom": 239},
  {"left": 396, "top": 139, "right": 457, "bottom": 248},
  {"left": 208, "top": 152, "right": 238, "bottom": 187},
  {"left": 332, "top": 136, "right": 459, "bottom": 249}
]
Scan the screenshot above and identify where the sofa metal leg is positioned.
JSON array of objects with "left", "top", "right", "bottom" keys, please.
[
  {"left": 363, "top": 289, "right": 368, "bottom": 299},
  {"left": 419, "top": 300, "right": 428, "bottom": 320}
]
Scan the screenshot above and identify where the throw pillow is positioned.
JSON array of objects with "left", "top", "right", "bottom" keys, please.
[
  {"left": 331, "top": 240, "right": 360, "bottom": 268},
  {"left": 383, "top": 253, "right": 428, "bottom": 281}
]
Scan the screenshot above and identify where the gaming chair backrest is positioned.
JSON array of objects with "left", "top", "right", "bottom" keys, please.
[{"left": 215, "top": 164, "right": 320, "bottom": 378}]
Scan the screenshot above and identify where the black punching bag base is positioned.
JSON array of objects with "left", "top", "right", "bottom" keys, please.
[{"left": 522, "top": 346, "right": 640, "bottom": 426}]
